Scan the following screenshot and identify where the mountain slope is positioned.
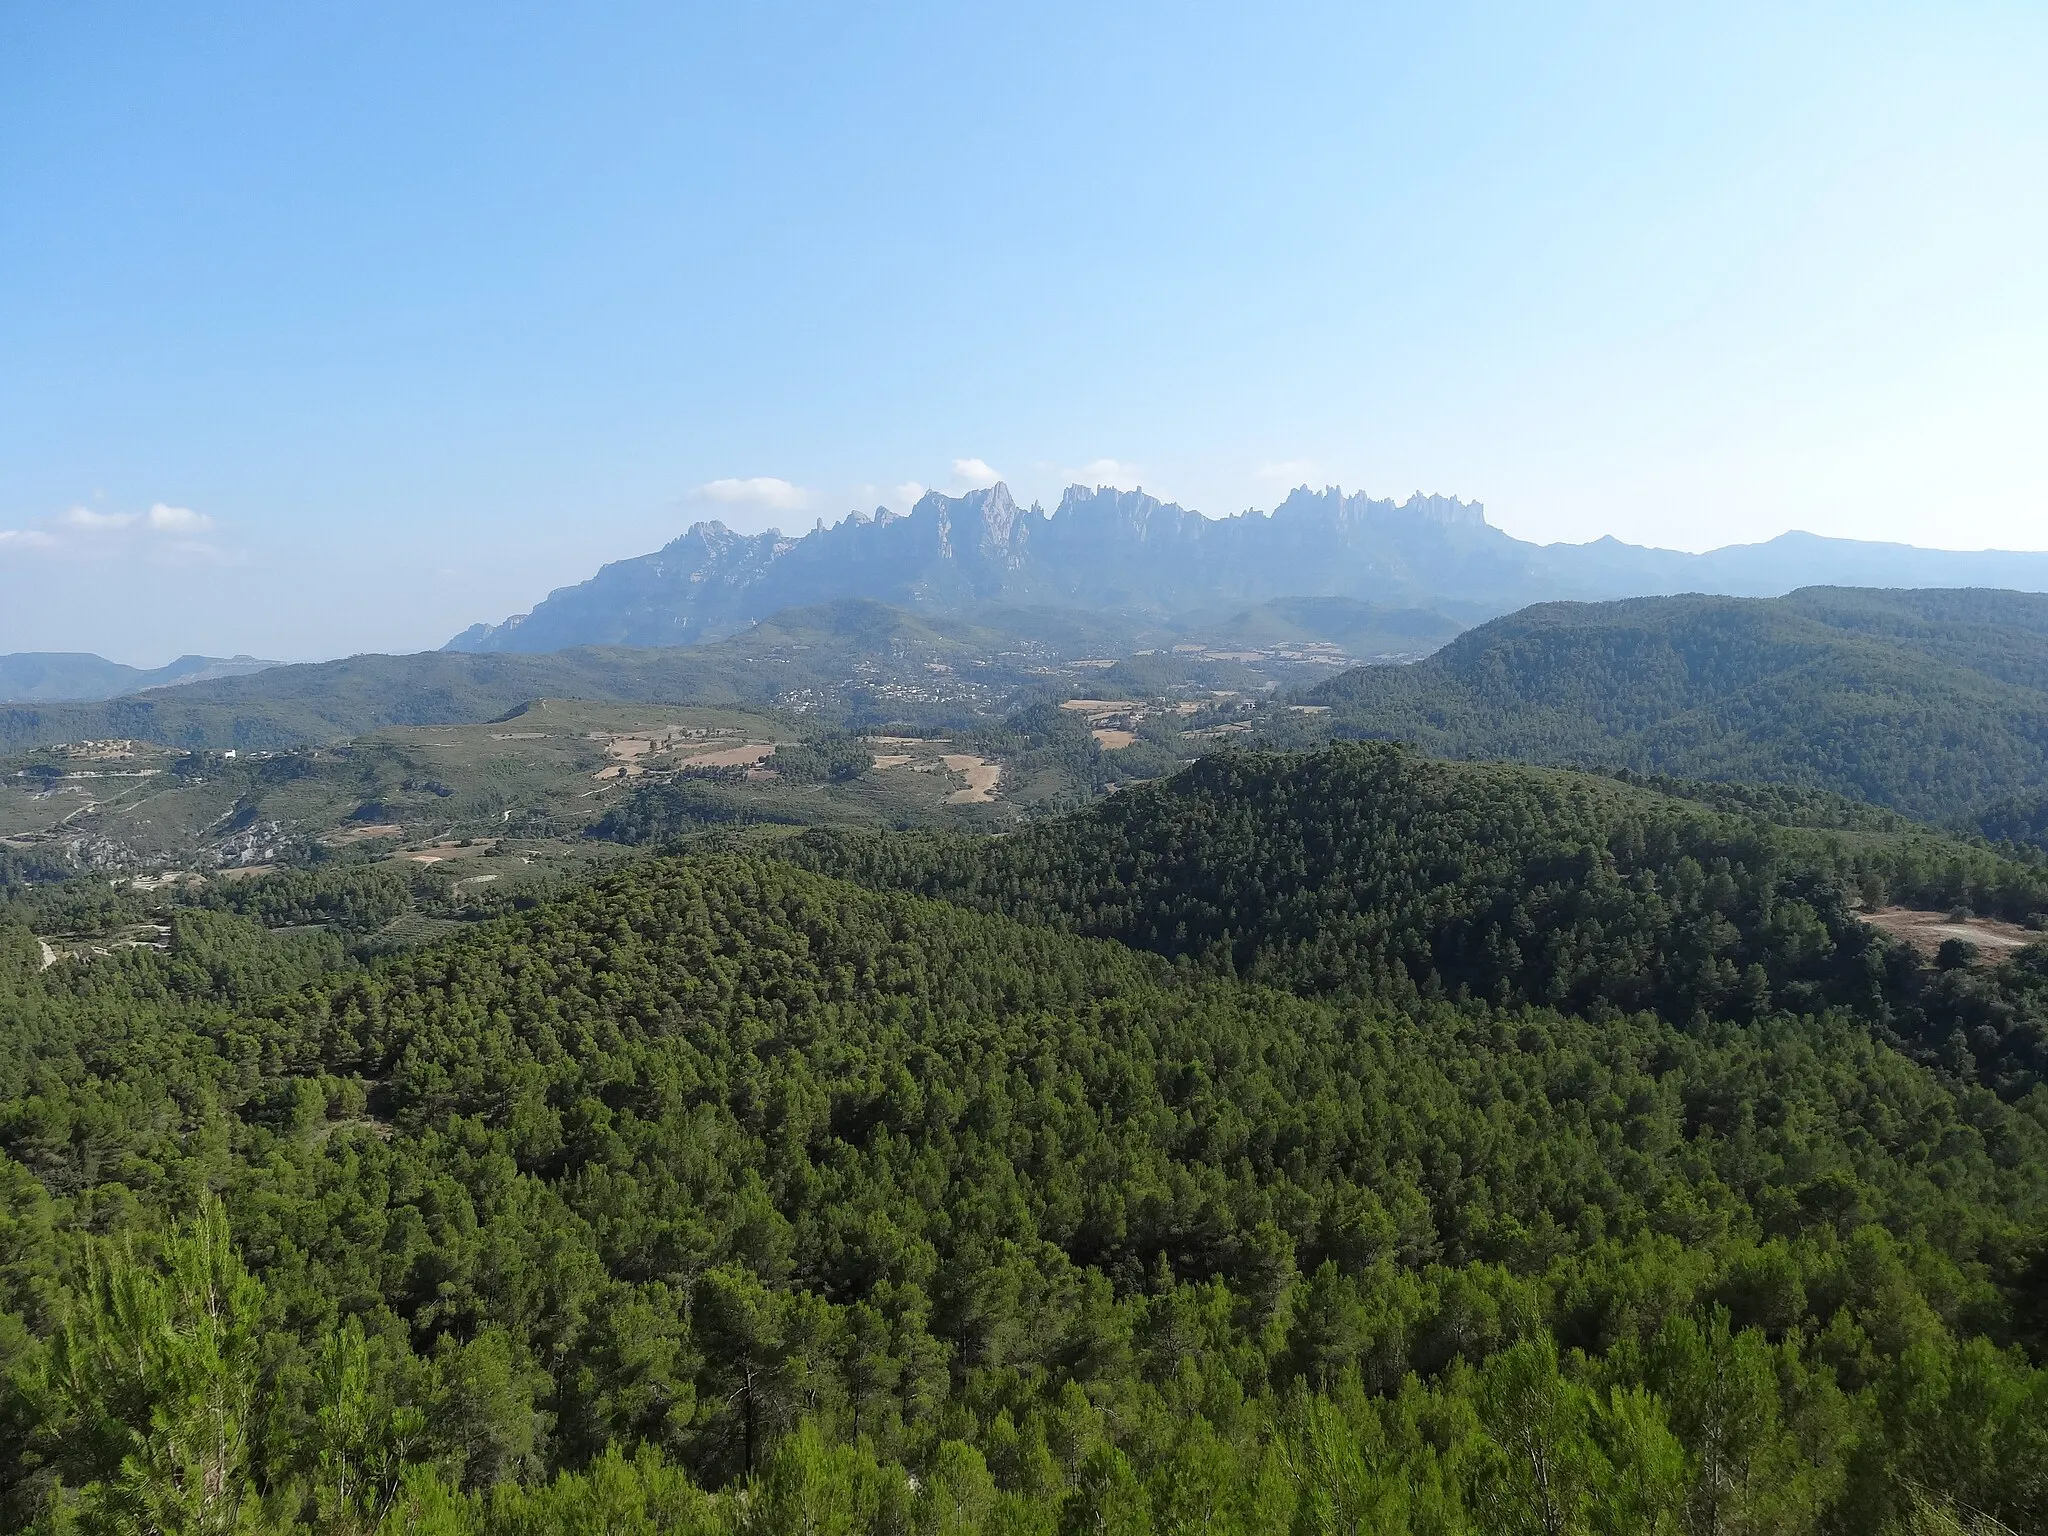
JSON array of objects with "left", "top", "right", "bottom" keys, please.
[
  {"left": 0, "top": 651, "right": 277, "bottom": 703},
  {"left": 1301, "top": 587, "right": 2048, "bottom": 822},
  {"left": 446, "top": 481, "right": 2048, "bottom": 654},
  {"left": 783, "top": 741, "right": 2048, "bottom": 1097},
  {"left": 0, "top": 596, "right": 1444, "bottom": 758},
  {"left": 0, "top": 601, "right": 1043, "bottom": 754},
  {"left": 5, "top": 845, "right": 2047, "bottom": 1528}
]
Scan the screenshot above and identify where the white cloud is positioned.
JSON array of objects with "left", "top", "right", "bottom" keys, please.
[
  {"left": 145, "top": 502, "right": 213, "bottom": 532},
  {"left": 697, "top": 476, "right": 811, "bottom": 511},
  {"left": 950, "top": 458, "right": 1001, "bottom": 488},
  {"left": 54, "top": 502, "right": 215, "bottom": 536},
  {"left": 3, "top": 500, "right": 229, "bottom": 560},
  {"left": 1075, "top": 458, "right": 1143, "bottom": 489},
  {"left": 891, "top": 482, "right": 926, "bottom": 510},
  {"left": 59, "top": 506, "right": 139, "bottom": 532}
]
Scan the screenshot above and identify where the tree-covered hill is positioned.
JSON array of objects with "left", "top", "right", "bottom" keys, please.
[
  {"left": 0, "top": 595, "right": 1379, "bottom": 759},
  {"left": 4, "top": 851, "right": 2047, "bottom": 1532},
  {"left": 786, "top": 744, "right": 2048, "bottom": 1100},
  {"left": 1981, "top": 793, "right": 2048, "bottom": 855},
  {"left": 1300, "top": 587, "right": 2048, "bottom": 823},
  {"left": 0, "top": 601, "right": 1055, "bottom": 756}
]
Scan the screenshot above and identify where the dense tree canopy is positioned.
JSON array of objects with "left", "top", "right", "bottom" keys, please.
[
  {"left": 3, "top": 747, "right": 2047, "bottom": 1532},
  {"left": 789, "top": 744, "right": 2048, "bottom": 1100}
]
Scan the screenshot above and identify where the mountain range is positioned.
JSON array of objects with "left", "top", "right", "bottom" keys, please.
[
  {"left": 1, "top": 598, "right": 1325, "bottom": 756},
  {"left": 0, "top": 651, "right": 278, "bottom": 704},
  {"left": 445, "top": 482, "right": 2048, "bottom": 653}
]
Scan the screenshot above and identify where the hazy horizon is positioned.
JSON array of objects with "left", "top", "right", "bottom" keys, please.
[
  {"left": 5, "top": 2, "right": 2045, "bottom": 661},
  {"left": 13, "top": 480, "right": 2048, "bottom": 671}
]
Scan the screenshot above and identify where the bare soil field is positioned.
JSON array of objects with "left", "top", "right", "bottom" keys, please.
[
  {"left": 397, "top": 839, "right": 498, "bottom": 864},
  {"left": 1091, "top": 728, "right": 1137, "bottom": 749},
  {"left": 592, "top": 734, "right": 775, "bottom": 779},
  {"left": 324, "top": 822, "right": 404, "bottom": 845},
  {"left": 942, "top": 754, "right": 1001, "bottom": 804},
  {"left": 1061, "top": 699, "right": 1139, "bottom": 715},
  {"left": 1860, "top": 907, "right": 2042, "bottom": 961},
  {"left": 676, "top": 743, "right": 775, "bottom": 770}
]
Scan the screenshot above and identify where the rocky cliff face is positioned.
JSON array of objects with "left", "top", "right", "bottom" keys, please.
[{"left": 445, "top": 483, "right": 2048, "bottom": 653}]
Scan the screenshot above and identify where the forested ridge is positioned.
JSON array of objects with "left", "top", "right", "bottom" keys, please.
[
  {"left": 788, "top": 744, "right": 2048, "bottom": 1101},
  {"left": 1301, "top": 587, "right": 2048, "bottom": 825},
  {"left": 1, "top": 748, "right": 2047, "bottom": 1531}
]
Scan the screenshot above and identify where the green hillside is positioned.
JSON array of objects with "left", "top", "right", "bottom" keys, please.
[
  {"left": 1980, "top": 793, "right": 2048, "bottom": 854},
  {"left": 787, "top": 744, "right": 2048, "bottom": 1099},
  {"left": 0, "top": 597, "right": 1382, "bottom": 760},
  {"left": 4, "top": 850, "right": 2047, "bottom": 1533},
  {"left": 0, "top": 602, "right": 1029, "bottom": 755},
  {"left": 1301, "top": 587, "right": 2048, "bottom": 823},
  {"left": 0, "top": 699, "right": 1024, "bottom": 885},
  {"left": 5, "top": 743, "right": 2048, "bottom": 1531}
]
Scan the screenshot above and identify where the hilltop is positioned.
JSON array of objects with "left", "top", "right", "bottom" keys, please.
[
  {"left": 0, "top": 650, "right": 277, "bottom": 703},
  {"left": 1301, "top": 586, "right": 2048, "bottom": 823}
]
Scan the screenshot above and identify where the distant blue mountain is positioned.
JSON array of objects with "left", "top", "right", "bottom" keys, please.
[
  {"left": 446, "top": 483, "right": 2048, "bottom": 653},
  {"left": 0, "top": 652, "right": 279, "bottom": 704}
]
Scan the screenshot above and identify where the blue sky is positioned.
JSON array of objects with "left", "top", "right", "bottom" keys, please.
[{"left": 2, "top": 1, "right": 2044, "bottom": 661}]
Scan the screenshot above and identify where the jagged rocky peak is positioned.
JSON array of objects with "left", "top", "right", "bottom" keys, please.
[
  {"left": 905, "top": 482, "right": 1034, "bottom": 557},
  {"left": 1051, "top": 484, "right": 1186, "bottom": 532},
  {"left": 666, "top": 518, "right": 752, "bottom": 551},
  {"left": 1398, "top": 492, "right": 1487, "bottom": 528},
  {"left": 1271, "top": 486, "right": 1488, "bottom": 529},
  {"left": 969, "top": 482, "right": 1029, "bottom": 549}
]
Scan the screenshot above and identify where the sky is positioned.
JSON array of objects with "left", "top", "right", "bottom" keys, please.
[{"left": 2, "top": 1, "right": 2045, "bottom": 663}]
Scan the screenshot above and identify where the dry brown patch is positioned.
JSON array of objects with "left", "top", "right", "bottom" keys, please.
[
  {"left": 676, "top": 743, "right": 775, "bottom": 770},
  {"left": 398, "top": 839, "right": 497, "bottom": 864},
  {"left": 325, "top": 822, "right": 404, "bottom": 845},
  {"left": 61, "top": 739, "right": 149, "bottom": 760},
  {"left": 128, "top": 871, "right": 202, "bottom": 892},
  {"left": 1092, "top": 728, "right": 1137, "bottom": 750},
  {"left": 871, "top": 754, "right": 912, "bottom": 769},
  {"left": 1860, "top": 907, "right": 2040, "bottom": 962},
  {"left": 942, "top": 754, "right": 1001, "bottom": 804}
]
